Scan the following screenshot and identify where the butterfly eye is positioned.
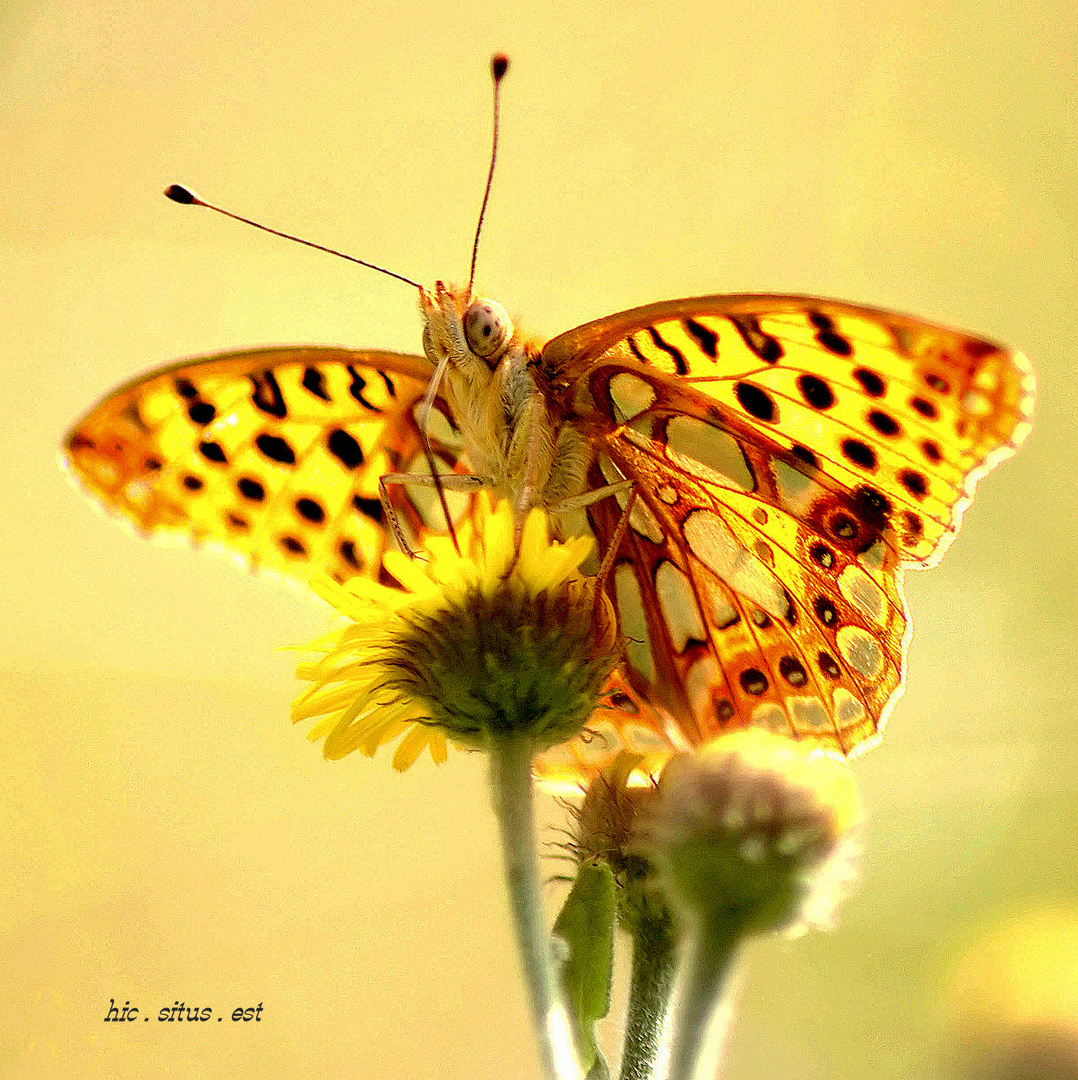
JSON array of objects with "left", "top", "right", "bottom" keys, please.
[{"left": 463, "top": 299, "right": 513, "bottom": 360}]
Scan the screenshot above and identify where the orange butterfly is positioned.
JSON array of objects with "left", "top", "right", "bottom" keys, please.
[{"left": 63, "top": 58, "right": 1034, "bottom": 782}]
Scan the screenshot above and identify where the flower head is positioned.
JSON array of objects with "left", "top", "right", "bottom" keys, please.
[
  {"left": 568, "top": 753, "right": 669, "bottom": 932},
  {"left": 292, "top": 495, "right": 618, "bottom": 769},
  {"left": 636, "top": 730, "right": 861, "bottom": 936}
]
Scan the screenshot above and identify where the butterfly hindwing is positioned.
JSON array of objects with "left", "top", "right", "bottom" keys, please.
[{"left": 583, "top": 400, "right": 906, "bottom": 756}]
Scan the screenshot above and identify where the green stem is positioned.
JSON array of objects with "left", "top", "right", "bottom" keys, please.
[
  {"left": 618, "top": 908, "right": 679, "bottom": 1080},
  {"left": 657, "top": 916, "right": 741, "bottom": 1080},
  {"left": 488, "top": 732, "right": 583, "bottom": 1080}
]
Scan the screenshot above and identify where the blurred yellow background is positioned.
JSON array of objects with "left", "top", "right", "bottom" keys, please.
[{"left": 2, "top": 0, "right": 1075, "bottom": 1077}]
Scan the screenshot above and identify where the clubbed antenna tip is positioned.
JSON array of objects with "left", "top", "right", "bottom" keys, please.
[{"left": 164, "top": 184, "right": 199, "bottom": 205}]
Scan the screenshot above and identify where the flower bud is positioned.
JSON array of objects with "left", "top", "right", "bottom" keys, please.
[{"left": 637, "top": 730, "right": 861, "bottom": 936}]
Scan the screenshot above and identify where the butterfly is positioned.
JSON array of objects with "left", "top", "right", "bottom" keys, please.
[{"left": 63, "top": 58, "right": 1034, "bottom": 785}]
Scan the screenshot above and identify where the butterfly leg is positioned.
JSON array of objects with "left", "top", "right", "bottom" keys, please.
[
  {"left": 548, "top": 480, "right": 635, "bottom": 516},
  {"left": 379, "top": 471, "right": 491, "bottom": 558}
]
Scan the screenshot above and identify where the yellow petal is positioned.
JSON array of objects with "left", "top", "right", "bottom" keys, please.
[
  {"left": 428, "top": 729, "right": 448, "bottom": 765},
  {"left": 391, "top": 724, "right": 434, "bottom": 771},
  {"left": 382, "top": 550, "right": 443, "bottom": 595},
  {"left": 360, "top": 715, "right": 412, "bottom": 756}
]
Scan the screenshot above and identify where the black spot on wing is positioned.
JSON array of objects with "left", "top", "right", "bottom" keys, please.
[
  {"left": 647, "top": 326, "right": 688, "bottom": 375},
  {"left": 734, "top": 381, "right": 776, "bottom": 422},
  {"left": 682, "top": 318, "right": 719, "bottom": 359},
  {"left": 249, "top": 370, "right": 287, "bottom": 419},
  {"left": 899, "top": 469, "right": 929, "bottom": 499},
  {"left": 814, "top": 596, "right": 838, "bottom": 626},
  {"left": 338, "top": 539, "right": 362, "bottom": 571},
  {"left": 903, "top": 511, "right": 924, "bottom": 538},
  {"left": 237, "top": 477, "right": 266, "bottom": 502},
  {"left": 797, "top": 374, "right": 836, "bottom": 410},
  {"left": 841, "top": 438, "right": 879, "bottom": 471},
  {"left": 627, "top": 336, "right": 649, "bottom": 365},
  {"left": 739, "top": 668, "right": 769, "bottom": 695},
  {"left": 187, "top": 400, "right": 216, "bottom": 425},
  {"left": 729, "top": 314, "right": 783, "bottom": 363},
  {"left": 302, "top": 366, "right": 332, "bottom": 401},
  {"left": 818, "top": 651, "right": 841, "bottom": 679},
  {"left": 868, "top": 409, "right": 901, "bottom": 437},
  {"left": 779, "top": 656, "right": 808, "bottom": 687},
  {"left": 790, "top": 444, "right": 819, "bottom": 470},
  {"left": 327, "top": 428, "right": 364, "bottom": 469},
  {"left": 198, "top": 440, "right": 228, "bottom": 464},
  {"left": 295, "top": 497, "right": 326, "bottom": 523},
  {"left": 808, "top": 311, "right": 853, "bottom": 356},
  {"left": 853, "top": 367, "right": 886, "bottom": 397},
  {"left": 352, "top": 494, "right": 385, "bottom": 523},
  {"left": 279, "top": 536, "right": 307, "bottom": 557},
  {"left": 347, "top": 367, "right": 383, "bottom": 413},
  {"left": 255, "top": 433, "right": 296, "bottom": 465}
]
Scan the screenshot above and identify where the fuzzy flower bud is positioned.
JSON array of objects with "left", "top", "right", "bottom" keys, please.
[
  {"left": 570, "top": 753, "right": 668, "bottom": 932},
  {"left": 638, "top": 730, "right": 861, "bottom": 937}
]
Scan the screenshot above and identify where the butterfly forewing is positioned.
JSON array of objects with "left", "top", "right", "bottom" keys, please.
[
  {"left": 540, "top": 295, "right": 1033, "bottom": 765},
  {"left": 548, "top": 295, "right": 1033, "bottom": 564},
  {"left": 63, "top": 346, "right": 467, "bottom": 585}
]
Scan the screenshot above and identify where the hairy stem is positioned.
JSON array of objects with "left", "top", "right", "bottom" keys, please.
[
  {"left": 619, "top": 907, "right": 679, "bottom": 1080},
  {"left": 656, "top": 916, "right": 741, "bottom": 1080},
  {"left": 489, "top": 732, "right": 583, "bottom": 1080}
]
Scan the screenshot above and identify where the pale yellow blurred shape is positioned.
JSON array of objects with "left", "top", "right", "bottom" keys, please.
[
  {"left": 944, "top": 907, "right": 1078, "bottom": 1079},
  {"left": 947, "top": 907, "right": 1078, "bottom": 1034}
]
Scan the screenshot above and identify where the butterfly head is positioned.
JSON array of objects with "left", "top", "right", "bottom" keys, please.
[{"left": 420, "top": 281, "right": 515, "bottom": 375}]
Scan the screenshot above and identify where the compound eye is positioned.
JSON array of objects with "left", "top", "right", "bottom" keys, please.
[{"left": 463, "top": 298, "right": 513, "bottom": 359}]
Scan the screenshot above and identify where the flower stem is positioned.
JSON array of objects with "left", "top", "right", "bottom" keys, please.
[
  {"left": 618, "top": 907, "right": 679, "bottom": 1080},
  {"left": 655, "top": 916, "right": 741, "bottom": 1080},
  {"left": 488, "top": 732, "right": 583, "bottom": 1080}
]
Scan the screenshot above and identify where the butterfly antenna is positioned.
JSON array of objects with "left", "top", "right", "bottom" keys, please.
[
  {"left": 163, "top": 184, "right": 424, "bottom": 290},
  {"left": 466, "top": 53, "right": 509, "bottom": 296}
]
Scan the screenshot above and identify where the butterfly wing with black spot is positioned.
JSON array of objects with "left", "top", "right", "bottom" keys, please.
[
  {"left": 64, "top": 346, "right": 467, "bottom": 585},
  {"left": 538, "top": 295, "right": 1034, "bottom": 763}
]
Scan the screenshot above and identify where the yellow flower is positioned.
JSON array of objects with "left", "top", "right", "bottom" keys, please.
[{"left": 292, "top": 495, "right": 617, "bottom": 770}]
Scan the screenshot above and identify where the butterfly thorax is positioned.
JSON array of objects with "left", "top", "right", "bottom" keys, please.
[{"left": 420, "top": 282, "right": 591, "bottom": 513}]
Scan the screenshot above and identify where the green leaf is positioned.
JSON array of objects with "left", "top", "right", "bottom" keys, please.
[{"left": 552, "top": 858, "right": 616, "bottom": 1078}]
